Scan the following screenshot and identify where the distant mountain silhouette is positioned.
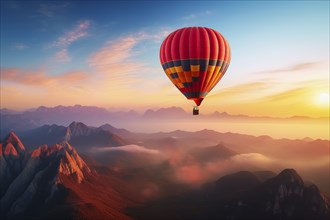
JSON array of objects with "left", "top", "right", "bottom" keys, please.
[
  {"left": 142, "top": 136, "right": 183, "bottom": 151},
  {"left": 1, "top": 105, "right": 327, "bottom": 139},
  {"left": 189, "top": 143, "right": 237, "bottom": 162},
  {"left": 0, "top": 132, "right": 133, "bottom": 220},
  {"left": 0, "top": 108, "right": 19, "bottom": 115},
  {"left": 144, "top": 128, "right": 329, "bottom": 159},
  {"left": 0, "top": 105, "right": 137, "bottom": 137},
  {"left": 15, "top": 122, "right": 127, "bottom": 151},
  {"left": 143, "top": 106, "right": 188, "bottom": 118},
  {"left": 66, "top": 122, "right": 127, "bottom": 151},
  {"left": 18, "top": 124, "right": 67, "bottom": 149},
  {"left": 98, "top": 123, "right": 133, "bottom": 137},
  {"left": 129, "top": 169, "right": 330, "bottom": 220}
]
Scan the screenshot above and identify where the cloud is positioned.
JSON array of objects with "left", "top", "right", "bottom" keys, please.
[
  {"left": 52, "top": 20, "right": 91, "bottom": 47},
  {"left": 88, "top": 33, "right": 154, "bottom": 86},
  {"left": 183, "top": 10, "right": 213, "bottom": 20},
  {"left": 172, "top": 152, "right": 274, "bottom": 186},
  {"left": 174, "top": 164, "right": 204, "bottom": 185},
  {"left": 54, "top": 48, "right": 71, "bottom": 62},
  {"left": 95, "top": 145, "right": 160, "bottom": 154},
  {"left": 86, "top": 28, "right": 177, "bottom": 90},
  {"left": 259, "top": 80, "right": 328, "bottom": 105},
  {"left": 88, "top": 30, "right": 168, "bottom": 67},
  {"left": 0, "top": 29, "right": 170, "bottom": 109},
  {"left": 14, "top": 43, "right": 28, "bottom": 50},
  {"left": 49, "top": 20, "right": 91, "bottom": 62},
  {"left": 262, "top": 87, "right": 309, "bottom": 102},
  {"left": 183, "top": 14, "right": 196, "bottom": 20},
  {"left": 152, "top": 29, "right": 172, "bottom": 42},
  {"left": 89, "top": 36, "right": 138, "bottom": 65},
  {"left": 208, "top": 82, "right": 269, "bottom": 99},
  {"left": 256, "top": 62, "right": 319, "bottom": 74},
  {"left": 230, "top": 153, "right": 272, "bottom": 164},
  {"left": 1, "top": 68, "right": 88, "bottom": 86}
]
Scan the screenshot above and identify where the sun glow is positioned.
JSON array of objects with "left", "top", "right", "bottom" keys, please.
[{"left": 317, "top": 92, "right": 329, "bottom": 106}]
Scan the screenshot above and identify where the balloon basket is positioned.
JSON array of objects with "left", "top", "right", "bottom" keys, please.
[{"left": 193, "top": 106, "right": 199, "bottom": 115}]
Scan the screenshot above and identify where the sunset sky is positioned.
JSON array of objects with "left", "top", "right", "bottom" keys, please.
[{"left": 1, "top": 1, "right": 329, "bottom": 117}]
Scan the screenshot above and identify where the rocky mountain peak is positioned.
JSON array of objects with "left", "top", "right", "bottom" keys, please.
[
  {"left": 29, "top": 141, "right": 92, "bottom": 183},
  {"left": 68, "top": 121, "right": 90, "bottom": 132},
  {"left": 3, "top": 143, "right": 19, "bottom": 157},
  {"left": 273, "top": 168, "right": 304, "bottom": 186},
  {"left": 258, "top": 169, "right": 322, "bottom": 219},
  {"left": 30, "top": 144, "right": 55, "bottom": 158},
  {"left": 2, "top": 132, "right": 25, "bottom": 155},
  {"left": 1, "top": 134, "right": 95, "bottom": 219},
  {"left": 263, "top": 169, "right": 305, "bottom": 204},
  {"left": 64, "top": 122, "right": 92, "bottom": 140},
  {"left": 68, "top": 121, "right": 88, "bottom": 129},
  {"left": 58, "top": 141, "right": 92, "bottom": 180}
]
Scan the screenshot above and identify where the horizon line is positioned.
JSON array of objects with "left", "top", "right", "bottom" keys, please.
[{"left": 1, "top": 104, "right": 329, "bottom": 119}]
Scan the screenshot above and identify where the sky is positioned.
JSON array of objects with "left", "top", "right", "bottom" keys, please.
[{"left": 1, "top": 0, "right": 329, "bottom": 117}]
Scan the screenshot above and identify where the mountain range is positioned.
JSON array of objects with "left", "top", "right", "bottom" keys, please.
[
  {"left": 1, "top": 105, "right": 327, "bottom": 138},
  {"left": 3, "top": 121, "right": 329, "bottom": 196},
  {"left": 70, "top": 121, "right": 330, "bottom": 194},
  {"left": 17, "top": 122, "right": 127, "bottom": 151},
  {"left": 1, "top": 131, "right": 329, "bottom": 220},
  {"left": 10, "top": 122, "right": 329, "bottom": 162}
]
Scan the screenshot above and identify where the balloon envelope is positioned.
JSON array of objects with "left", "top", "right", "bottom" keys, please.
[{"left": 160, "top": 27, "right": 231, "bottom": 106}]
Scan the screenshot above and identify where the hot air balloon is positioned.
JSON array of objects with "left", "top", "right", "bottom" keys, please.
[{"left": 159, "top": 27, "right": 231, "bottom": 115}]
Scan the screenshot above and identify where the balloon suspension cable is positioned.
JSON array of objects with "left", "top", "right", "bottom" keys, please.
[{"left": 193, "top": 106, "right": 199, "bottom": 115}]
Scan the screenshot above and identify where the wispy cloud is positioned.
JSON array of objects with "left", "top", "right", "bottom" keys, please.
[
  {"left": 50, "top": 20, "right": 91, "bottom": 62},
  {"left": 94, "top": 145, "right": 160, "bottom": 154},
  {"left": 256, "top": 62, "right": 319, "bottom": 74},
  {"left": 1, "top": 68, "right": 88, "bottom": 86},
  {"left": 14, "top": 43, "right": 28, "bottom": 50},
  {"left": 230, "top": 153, "right": 272, "bottom": 164},
  {"left": 88, "top": 29, "right": 170, "bottom": 67},
  {"left": 89, "top": 36, "right": 138, "bottom": 65},
  {"left": 54, "top": 48, "right": 71, "bottom": 62},
  {"left": 173, "top": 152, "right": 274, "bottom": 186},
  {"left": 183, "top": 10, "right": 212, "bottom": 20},
  {"left": 1, "top": 28, "right": 171, "bottom": 110},
  {"left": 183, "top": 14, "right": 196, "bottom": 20},
  {"left": 134, "top": 29, "right": 171, "bottom": 43},
  {"left": 52, "top": 20, "right": 91, "bottom": 47},
  {"left": 260, "top": 79, "right": 329, "bottom": 103},
  {"left": 88, "top": 32, "right": 158, "bottom": 86},
  {"left": 208, "top": 82, "right": 269, "bottom": 99},
  {"left": 262, "top": 87, "right": 310, "bottom": 102}
]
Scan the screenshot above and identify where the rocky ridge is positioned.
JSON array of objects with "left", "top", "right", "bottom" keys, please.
[{"left": 0, "top": 132, "right": 92, "bottom": 219}]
